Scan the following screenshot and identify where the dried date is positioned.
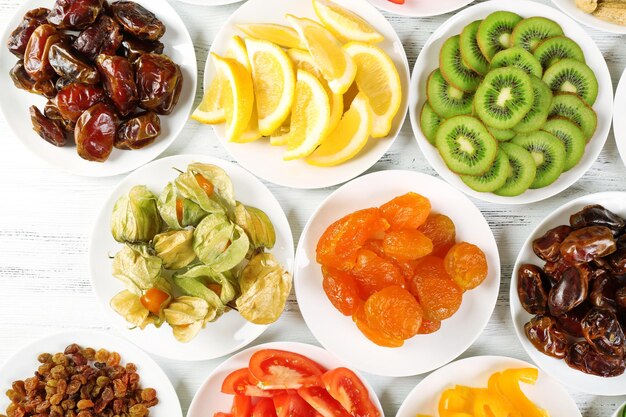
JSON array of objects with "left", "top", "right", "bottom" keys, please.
[
  {"left": 136, "top": 53, "right": 182, "bottom": 115},
  {"left": 47, "top": 0, "right": 104, "bottom": 30},
  {"left": 518, "top": 264, "right": 549, "bottom": 314},
  {"left": 120, "top": 37, "right": 164, "bottom": 62},
  {"left": 524, "top": 315, "right": 569, "bottom": 359},
  {"left": 95, "top": 55, "right": 138, "bottom": 116},
  {"left": 54, "top": 82, "right": 106, "bottom": 122},
  {"left": 555, "top": 302, "right": 591, "bottom": 337},
  {"left": 581, "top": 308, "right": 625, "bottom": 357},
  {"left": 115, "top": 111, "right": 160, "bottom": 150},
  {"left": 590, "top": 271, "right": 620, "bottom": 311},
  {"left": 565, "top": 341, "right": 625, "bottom": 377},
  {"left": 30, "top": 105, "right": 66, "bottom": 147},
  {"left": 548, "top": 266, "right": 588, "bottom": 316},
  {"left": 23, "top": 24, "right": 60, "bottom": 81},
  {"left": 533, "top": 225, "right": 572, "bottom": 262},
  {"left": 75, "top": 103, "right": 117, "bottom": 162},
  {"left": 73, "top": 15, "right": 123, "bottom": 62},
  {"left": 48, "top": 43, "right": 100, "bottom": 84},
  {"left": 44, "top": 101, "right": 75, "bottom": 132},
  {"left": 7, "top": 8, "right": 50, "bottom": 58},
  {"left": 110, "top": 2, "right": 165, "bottom": 41},
  {"left": 570, "top": 204, "right": 625, "bottom": 235},
  {"left": 560, "top": 226, "right": 616, "bottom": 264}
]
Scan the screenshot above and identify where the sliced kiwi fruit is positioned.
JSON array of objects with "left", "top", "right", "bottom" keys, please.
[
  {"left": 461, "top": 149, "right": 511, "bottom": 192},
  {"left": 542, "top": 118, "right": 586, "bottom": 171},
  {"left": 474, "top": 66, "right": 534, "bottom": 130},
  {"left": 511, "top": 17, "right": 564, "bottom": 52},
  {"left": 427, "top": 69, "right": 475, "bottom": 118},
  {"left": 548, "top": 93, "right": 597, "bottom": 141},
  {"left": 435, "top": 115, "right": 498, "bottom": 175},
  {"left": 460, "top": 20, "right": 490, "bottom": 75},
  {"left": 542, "top": 58, "right": 598, "bottom": 105},
  {"left": 488, "top": 127, "right": 516, "bottom": 141},
  {"left": 512, "top": 130, "right": 566, "bottom": 188},
  {"left": 534, "top": 36, "right": 585, "bottom": 70},
  {"left": 514, "top": 75, "right": 553, "bottom": 133},
  {"left": 477, "top": 11, "right": 523, "bottom": 61},
  {"left": 489, "top": 46, "right": 543, "bottom": 78},
  {"left": 440, "top": 35, "right": 483, "bottom": 92},
  {"left": 495, "top": 142, "right": 537, "bottom": 196},
  {"left": 420, "top": 102, "right": 443, "bottom": 145}
]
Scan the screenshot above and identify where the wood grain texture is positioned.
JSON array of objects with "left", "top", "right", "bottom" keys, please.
[{"left": 0, "top": 0, "right": 625, "bottom": 416}]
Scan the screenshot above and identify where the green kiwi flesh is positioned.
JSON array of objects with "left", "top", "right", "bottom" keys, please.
[
  {"left": 477, "top": 11, "right": 523, "bottom": 61},
  {"left": 542, "top": 58, "right": 598, "bottom": 105},
  {"left": 488, "top": 127, "right": 516, "bottom": 141},
  {"left": 427, "top": 69, "right": 474, "bottom": 118},
  {"left": 512, "top": 130, "right": 566, "bottom": 188},
  {"left": 542, "top": 118, "right": 586, "bottom": 171},
  {"left": 460, "top": 20, "right": 490, "bottom": 75},
  {"left": 489, "top": 46, "right": 543, "bottom": 78},
  {"left": 513, "top": 75, "right": 553, "bottom": 133},
  {"left": 534, "top": 36, "right": 585, "bottom": 70},
  {"left": 420, "top": 102, "right": 443, "bottom": 145},
  {"left": 461, "top": 149, "right": 511, "bottom": 192},
  {"left": 440, "top": 35, "right": 483, "bottom": 92},
  {"left": 511, "top": 17, "right": 564, "bottom": 52},
  {"left": 548, "top": 93, "right": 597, "bottom": 141},
  {"left": 495, "top": 142, "right": 537, "bottom": 196}
]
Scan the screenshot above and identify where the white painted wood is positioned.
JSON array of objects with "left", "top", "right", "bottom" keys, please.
[{"left": 0, "top": 0, "right": 625, "bottom": 415}]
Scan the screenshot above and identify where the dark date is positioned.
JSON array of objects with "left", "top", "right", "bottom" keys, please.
[
  {"left": 75, "top": 103, "right": 117, "bottom": 162},
  {"left": 136, "top": 53, "right": 182, "bottom": 115},
  {"left": 10, "top": 61, "right": 56, "bottom": 99},
  {"left": 115, "top": 111, "right": 160, "bottom": 150},
  {"left": 54, "top": 82, "right": 106, "bottom": 122},
  {"left": 590, "top": 271, "right": 620, "bottom": 311},
  {"left": 533, "top": 225, "right": 572, "bottom": 262},
  {"left": 518, "top": 264, "right": 549, "bottom": 315},
  {"left": 23, "top": 24, "right": 60, "bottom": 81},
  {"left": 48, "top": 42, "right": 100, "bottom": 84},
  {"left": 581, "top": 308, "right": 625, "bottom": 357},
  {"left": 110, "top": 2, "right": 165, "bottom": 41},
  {"left": 73, "top": 15, "right": 123, "bottom": 61},
  {"left": 570, "top": 205, "right": 625, "bottom": 235},
  {"left": 47, "top": 0, "right": 104, "bottom": 30},
  {"left": 120, "top": 37, "right": 164, "bottom": 62},
  {"left": 548, "top": 266, "right": 588, "bottom": 316},
  {"left": 524, "top": 315, "right": 569, "bottom": 359},
  {"left": 95, "top": 54, "right": 138, "bottom": 116},
  {"left": 555, "top": 302, "right": 591, "bottom": 338},
  {"left": 44, "top": 101, "right": 75, "bottom": 132},
  {"left": 7, "top": 8, "right": 49, "bottom": 58},
  {"left": 560, "top": 226, "right": 617, "bottom": 264},
  {"left": 565, "top": 341, "right": 625, "bottom": 377},
  {"left": 30, "top": 105, "right": 66, "bottom": 147}
]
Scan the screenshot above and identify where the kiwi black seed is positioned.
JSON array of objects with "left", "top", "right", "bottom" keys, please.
[
  {"left": 427, "top": 69, "right": 475, "bottom": 118},
  {"left": 534, "top": 36, "right": 586, "bottom": 70},
  {"left": 489, "top": 46, "right": 543, "bottom": 78},
  {"left": 435, "top": 115, "right": 498, "bottom": 175},
  {"left": 548, "top": 93, "right": 598, "bottom": 141},
  {"left": 542, "top": 118, "right": 586, "bottom": 171},
  {"left": 513, "top": 75, "right": 553, "bottom": 133},
  {"left": 488, "top": 127, "right": 516, "bottom": 141},
  {"left": 512, "top": 130, "right": 566, "bottom": 188},
  {"left": 474, "top": 66, "right": 534, "bottom": 130},
  {"left": 542, "top": 58, "right": 598, "bottom": 105},
  {"left": 461, "top": 148, "right": 511, "bottom": 192},
  {"left": 477, "top": 11, "right": 523, "bottom": 61},
  {"left": 511, "top": 17, "right": 564, "bottom": 52},
  {"left": 460, "top": 20, "right": 490, "bottom": 75},
  {"left": 420, "top": 102, "right": 443, "bottom": 145},
  {"left": 440, "top": 35, "right": 483, "bottom": 92},
  {"left": 495, "top": 142, "right": 537, "bottom": 196}
]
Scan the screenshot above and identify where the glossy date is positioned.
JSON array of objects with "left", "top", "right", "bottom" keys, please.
[
  {"left": 30, "top": 105, "right": 66, "bottom": 147},
  {"left": 95, "top": 54, "right": 138, "bottom": 116},
  {"left": 75, "top": 103, "right": 117, "bottom": 162},
  {"left": 136, "top": 53, "right": 182, "bottom": 115},
  {"left": 110, "top": 1, "right": 165, "bottom": 41}
]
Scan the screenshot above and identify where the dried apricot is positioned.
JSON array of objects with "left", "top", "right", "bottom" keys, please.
[
  {"left": 417, "top": 319, "right": 441, "bottom": 334},
  {"left": 322, "top": 267, "right": 361, "bottom": 316},
  {"left": 353, "top": 305, "right": 403, "bottom": 347},
  {"left": 351, "top": 248, "right": 405, "bottom": 298},
  {"left": 444, "top": 242, "right": 488, "bottom": 291},
  {"left": 364, "top": 239, "right": 418, "bottom": 281},
  {"left": 364, "top": 286, "right": 423, "bottom": 340},
  {"left": 420, "top": 213, "right": 456, "bottom": 257},
  {"left": 382, "top": 229, "right": 433, "bottom": 261},
  {"left": 380, "top": 192, "right": 431, "bottom": 230},
  {"left": 410, "top": 256, "right": 462, "bottom": 321}
]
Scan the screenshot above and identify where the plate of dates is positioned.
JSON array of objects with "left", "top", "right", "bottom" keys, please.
[
  {"left": 0, "top": 0, "right": 196, "bottom": 177},
  {"left": 511, "top": 191, "right": 626, "bottom": 395}
]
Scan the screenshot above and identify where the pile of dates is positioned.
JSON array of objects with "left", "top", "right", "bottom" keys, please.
[
  {"left": 518, "top": 204, "right": 626, "bottom": 377},
  {"left": 7, "top": 0, "right": 183, "bottom": 163}
]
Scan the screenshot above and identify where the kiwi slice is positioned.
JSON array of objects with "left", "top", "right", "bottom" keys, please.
[
  {"left": 477, "top": 11, "right": 523, "bottom": 61},
  {"left": 460, "top": 20, "right": 490, "bottom": 75},
  {"left": 542, "top": 58, "right": 598, "bottom": 106},
  {"left": 489, "top": 46, "right": 543, "bottom": 78},
  {"left": 542, "top": 118, "right": 586, "bottom": 171},
  {"left": 420, "top": 102, "right": 443, "bottom": 145},
  {"left": 461, "top": 149, "right": 511, "bottom": 192},
  {"left": 488, "top": 127, "right": 516, "bottom": 141},
  {"left": 534, "top": 36, "right": 585, "bottom": 70},
  {"left": 474, "top": 66, "right": 534, "bottom": 130},
  {"left": 427, "top": 69, "right": 474, "bottom": 118},
  {"left": 511, "top": 17, "right": 564, "bottom": 52},
  {"left": 495, "top": 142, "right": 537, "bottom": 196},
  {"left": 440, "top": 35, "right": 483, "bottom": 92},
  {"left": 435, "top": 115, "right": 498, "bottom": 175},
  {"left": 512, "top": 130, "right": 566, "bottom": 188},
  {"left": 548, "top": 93, "right": 598, "bottom": 141},
  {"left": 514, "top": 75, "right": 553, "bottom": 133}
]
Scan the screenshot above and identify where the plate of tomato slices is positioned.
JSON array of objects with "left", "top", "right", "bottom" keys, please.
[{"left": 187, "top": 342, "right": 384, "bottom": 417}]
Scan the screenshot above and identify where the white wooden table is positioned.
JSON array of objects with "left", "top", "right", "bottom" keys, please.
[{"left": 0, "top": 0, "right": 625, "bottom": 416}]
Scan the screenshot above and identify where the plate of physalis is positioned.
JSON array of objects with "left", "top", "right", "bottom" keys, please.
[
  {"left": 191, "top": 0, "right": 409, "bottom": 189},
  {"left": 89, "top": 154, "right": 294, "bottom": 361}
]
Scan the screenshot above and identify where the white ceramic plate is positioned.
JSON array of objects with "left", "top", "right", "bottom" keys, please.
[
  {"left": 550, "top": 0, "right": 626, "bottom": 35},
  {"left": 204, "top": 0, "right": 410, "bottom": 189},
  {"left": 294, "top": 170, "right": 500, "bottom": 377},
  {"left": 396, "top": 356, "right": 581, "bottom": 417},
  {"left": 409, "top": 0, "right": 613, "bottom": 205},
  {"left": 89, "top": 154, "right": 294, "bottom": 361},
  {"left": 613, "top": 67, "right": 626, "bottom": 169},
  {"left": 187, "top": 341, "right": 384, "bottom": 417},
  {"left": 176, "top": 0, "right": 243, "bottom": 5},
  {"left": 0, "top": 0, "right": 197, "bottom": 177},
  {"left": 511, "top": 191, "right": 626, "bottom": 395},
  {"left": 367, "top": 0, "right": 473, "bottom": 18},
  {"left": 0, "top": 330, "right": 182, "bottom": 417}
]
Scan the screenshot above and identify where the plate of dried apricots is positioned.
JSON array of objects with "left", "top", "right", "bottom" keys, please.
[{"left": 294, "top": 170, "right": 500, "bottom": 377}]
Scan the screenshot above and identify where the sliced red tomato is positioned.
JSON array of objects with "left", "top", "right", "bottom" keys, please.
[
  {"left": 297, "top": 386, "right": 352, "bottom": 417},
  {"left": 321, "top": 368, "right": 380, "bottom": 417},
  {"left": 253, "top": 398, "right": 278, "bottom": 417},
  {"left": 273, "top": 393, "right": 318, "bottom": 417},
  {"left": 222, "top": 368, "right": 259, "bottom": 395},
  {"left": 249, "top": 350, "right": 326, "bottom": 389},
  {"left": 244, "top": 385, "right": 290, "bottom": 398},
  {"left": 231, "top": 394, "right": 253, "bottom": 417}
]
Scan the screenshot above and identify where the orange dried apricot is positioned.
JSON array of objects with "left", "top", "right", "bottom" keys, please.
[
  {"left": 444, "top": 242, "right": 489, "bottom": 291},
  {"left": 351, "top": 248, "right": 405, "bottom": 298},
  {"left": 379, "top": 192, "right": 431, "bottom": 230},
  {"left": 322, "top": 267, "right": 361, "bottom": 316},
  {"left": 353, "top": 304, "right": 403, "bottom": 347},
  {"left": 418, "top": 319, "right": 441, "bottom": 334},
  {"left": 420, "top": 213, "right": 456, "bottom": 257},
  {"left": 364, "top": 239, "right": 418, "bottom": 281},
  {"left": 364, "top": 286, "right": 423, "bottom": 340},
  {"left": 410, "top": 256, "right": 463, "bottom": 321},
  {"left": 382, "top": 229, "right": 433, "bottom": 261}
]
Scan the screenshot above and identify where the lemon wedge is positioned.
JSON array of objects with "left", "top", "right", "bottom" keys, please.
[
  {"left": 287, "top": 14, "right": 356, "bottom": 95},
  {"left": 245, "top": 38, "right": 295, "bottom": 136},
  {"left": 312, "top": 0, "right": 384, "bottom": 44},
  {"left": 284, "top": 69, "right": 330, "bottom": 160},
  {"left": 344, "top": 41, "right": 401, "bottom": 138},
  {"left": 237, "top": 23, "right": 305, "bottom": 49},
  {"left": 307, "top": 92, "right": 373, "bottom": 166}
]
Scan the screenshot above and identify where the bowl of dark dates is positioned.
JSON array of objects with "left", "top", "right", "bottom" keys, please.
[
  {"left": 0, "top": 0, "right": 196, "bottom": 176},
  {"left": 511, "top": 191, "right": 626, "bottom": 395}
]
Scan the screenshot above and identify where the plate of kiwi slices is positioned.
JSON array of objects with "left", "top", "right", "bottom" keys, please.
[
  {"left": 366, "top": 0, "right": 473, "bottom": 18},
  {"left": 409, "top": 0, "right": 613, "bottom": 205},
  {"left": 613, "top": 67, "right": 626, "bottom": 169}
]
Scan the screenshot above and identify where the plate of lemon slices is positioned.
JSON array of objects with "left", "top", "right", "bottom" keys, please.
[{"left": 192, "top": 0, "right": 409, "bottom": 189}]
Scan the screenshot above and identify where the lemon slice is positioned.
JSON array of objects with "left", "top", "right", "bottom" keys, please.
[
  {"left": 344, "top": 41, "right": 401, "bottom": 138},
  {"left": 312, "top": 0, "right": 384, "bottom": 44},
  {"left": 245, "top": 38, "right": 295, "bottom": 136},
  {"left": 307, "top": 92, "right": 372, "bottom": 166},
  {"left": 284, "top": 69, "right": 331, "bottom": 160},
  {"left": 237, "top": 23, "right": 305, "bottom": 49},
  {"left": 287, "top": 15, "right": 356, "bottom": 95}
]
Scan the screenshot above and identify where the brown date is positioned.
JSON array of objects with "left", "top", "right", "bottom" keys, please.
[
  {"left": 518, "top": 264, "right": 549, "bottom": 314},
  {"left": 565, "top": 341, "right": 625, "bottom": 377},
  {"left": 47, "top": 0, "right": 104, "bottom": 30},
  {"left": 7, "top": 8, "right": 49, "bottom": 58},
  {"left": 120, "top": 37, "right": 164, "bottom": 62},
  {"left": 548, "top": 266, "right": 588, "bottom": 316},
  {"left": 74, "top": 103, "right": 117, "bottom": 162},
  {"left": 54, "top": 82, "right": 106, "bottom": 122},
  {"left": 555, "top": 302, "right": 591, "bottom": 337},
  {"left": 23, "top": 24, "right": 60, "bottom": 81},
  {"left": 115, "top": 111, "right": 160, "bottom": 150},
  {"left": 73, "top": 15, "right": 123, "bottom": 61},
  {"left": 48, "top": 42, "right": 100, "bottom": 84},
  {"left": 95, "top": 54, "right": 138, "bottom": 116},
  {"left": 44, "top": 101, "right": 75, "bottom": 132},
  {"left": 560, "top": 226, "right": 616, "bottom": 264},
  {"left": 136, "top": 53, "right": 182, "bottom": 115},
  {"left": 581, "top": 308, "right": 625, "bottom": 357},
  {"left": 110, "top": 2, "right": 165, "bottom": 41},
  {"left": 590, "top": 271, "right": 620, "bottom": 311},
  {"left": 524, "top": 315, "right": 569, "bottom": 359},
  {"left": 544, "top": 258, "right": 592, "bottom": 286},
  {"left": 617, "top": 287, "right": 626, "bottom": 309},
  {"left": 533, "top": 225, "right": 572, "bottom": 262},
  {"left": 570, "top": 205, "right": 625, "bottom": 235},
  {"left": 29, "top": 105, "right": 66, "bottom": 147},
  {"left": 10, "top": 61, "right": 56, "bottom": 98}
]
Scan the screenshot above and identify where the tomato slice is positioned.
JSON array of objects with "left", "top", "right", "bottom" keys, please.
[
  {"left": 321, "top": 368, "right": 380, "bottom": 417},
  {"left": 273, "top": 393, "right": 318, "bottom": 417},
  {"left": 231, "top": 395, "right": 253, "bottom": 417},
  {"left": 245, "top": 385, "right": 290, "bottom": 398},
  {"left": 297, "top": 386, "right": 352, "bottom": 417},
  {"left": 253, "top": 398, "right": 278, "bottom": 417},
  {"left": 222, "top": 368, "right": 259, "bottom": 395},
  {"left": 249, "top": 350, "right": 326, "bottom": 389}
]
